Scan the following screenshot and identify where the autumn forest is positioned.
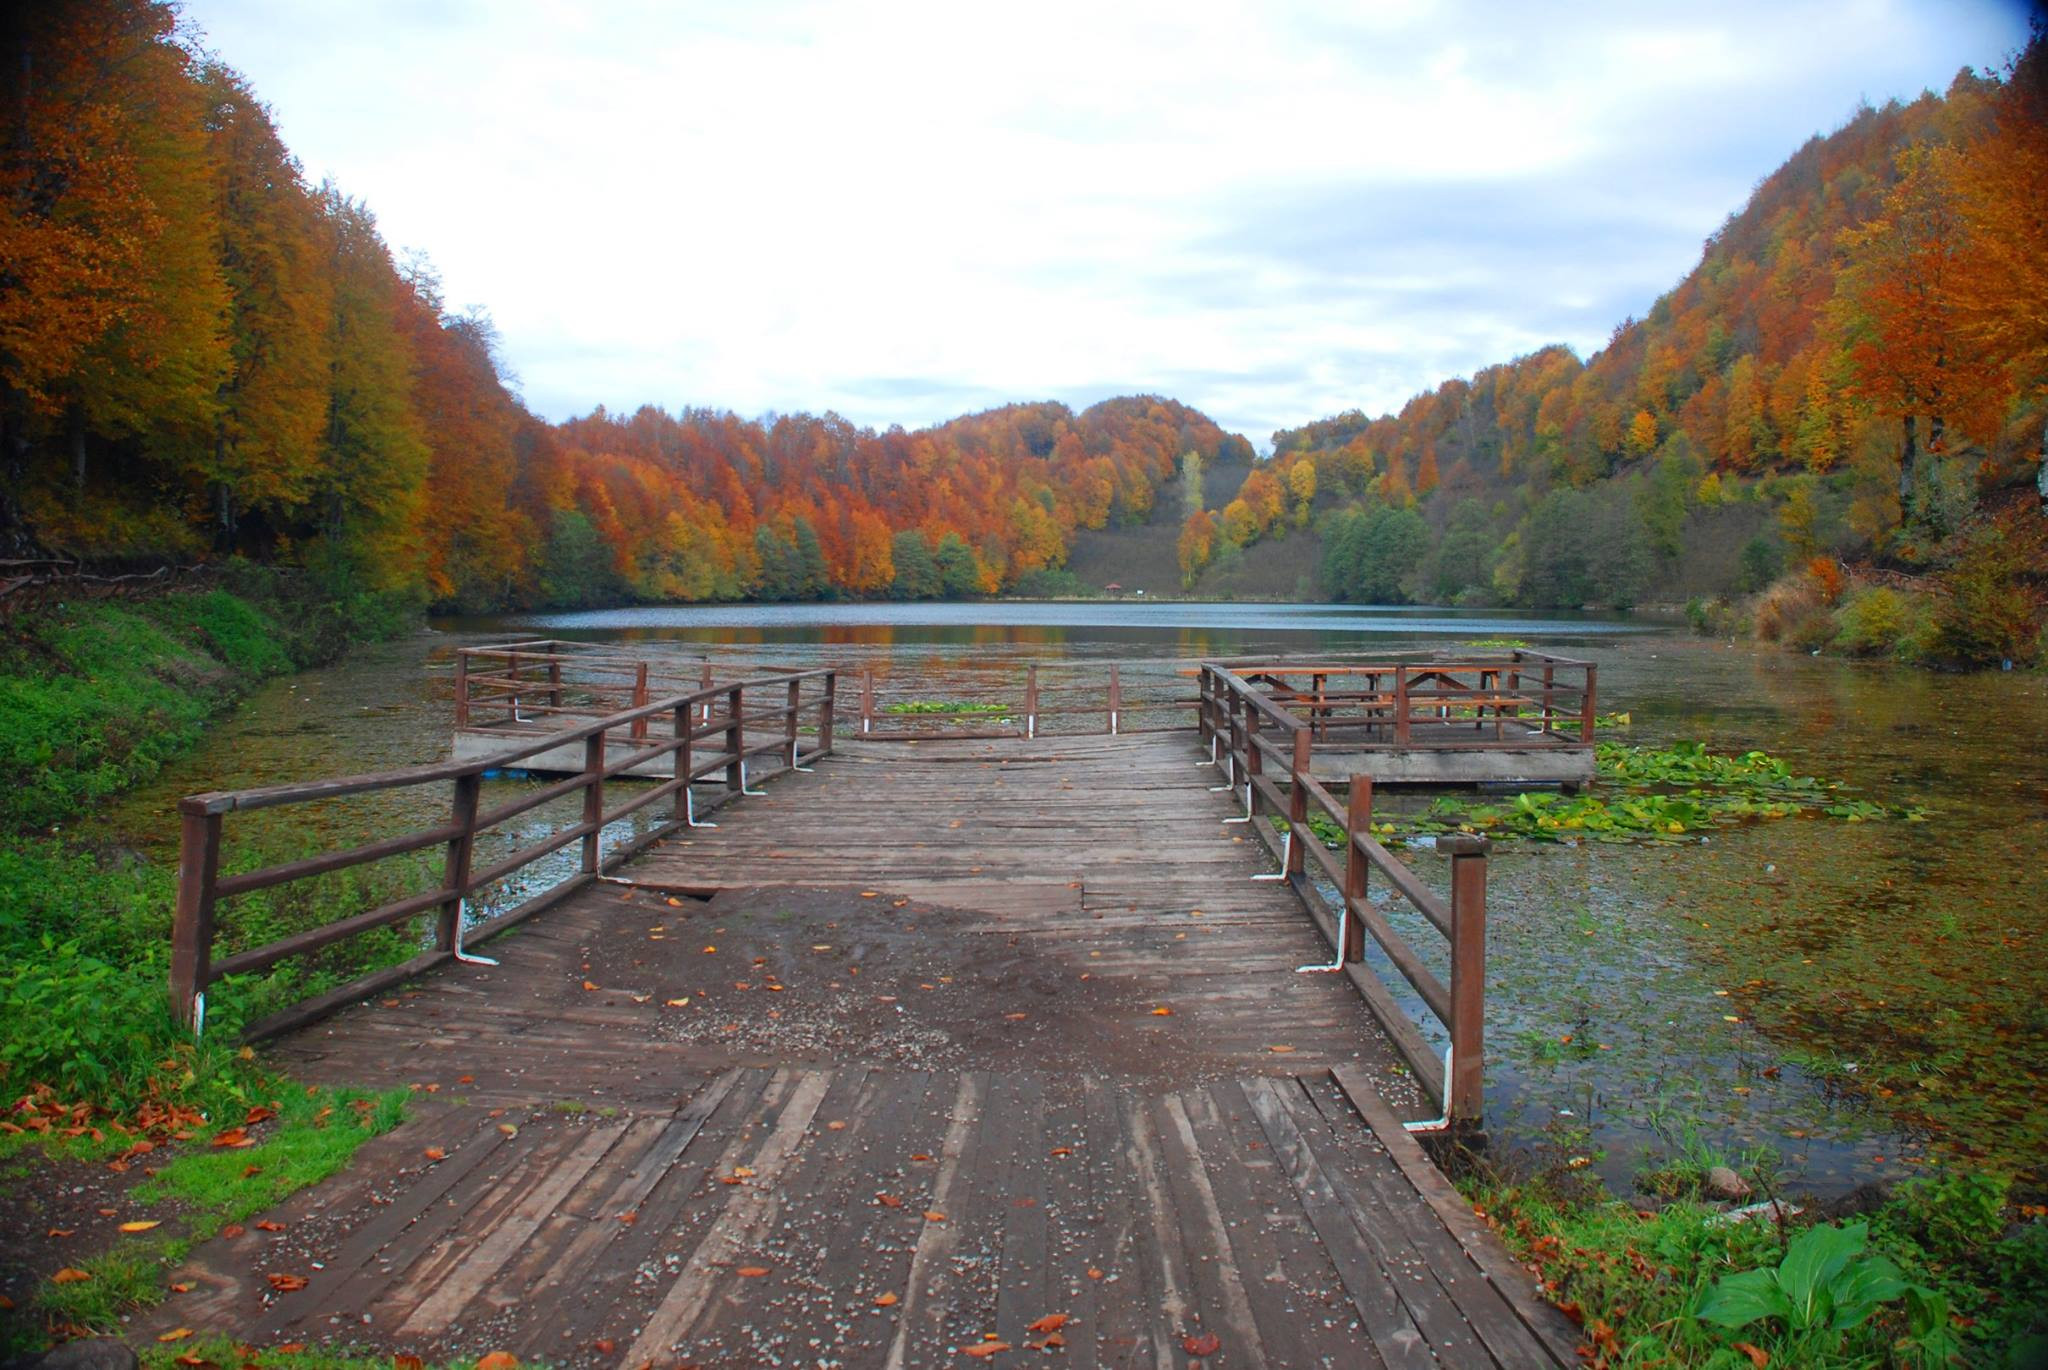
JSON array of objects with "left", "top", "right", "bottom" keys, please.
[{"left": 4, "top": 2, "right": 2045, "bottom": 663}]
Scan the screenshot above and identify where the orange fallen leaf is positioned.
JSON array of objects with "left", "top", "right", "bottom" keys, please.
[
  {"left": 157, "top": 1328, "right": 194, "bottom": 1342},
  {"left": 826, "top": 1119, "right": 846, "bottom": 1130},
  {"left": 211, "top": 1127, "right": 253, "bottom": 1148},
  {"left": 118, "top": 1218, "right": 164, "bottom": 1233},
  {"left": 876, "top": 1193, "right": 904, "bottom": 1208},
  {"left": 255, "top": 1220, "right": 286, "bottom": 1232},
  {"left": 498, "top": 1123, "right": 518, "bottom": 1135},
  {"left": 220, "top": 1224, "right": 245, "bottom": 1238},
  {"left": 703, "top": 945, "right": 717, "bottom": 953},
  {"left": 46, "top": 1227, "right": 74, "bottom": 1237},
  {"left": 172, "top": 1356, "right": 216, "bottom": 1369},
  {"left": 733, "top": 1165, "right": 756, "bottom": 1178},
  {"left": 860, "top": 890, "right": 879, "bottom": 898},
  {"left": 665, "top": 896, "right": 684, "bottom": 907},
  {"left": 273, "top": 1345, "right": 308, "bottom": 1355},
  {"left": 457, "top": 1074, "right": 475, "bottom": 1084},
  {"left": 666, "top": 997, "right": 691, "bottom": 1007},
  {"left": 1733, "top": 1344, "right": 1770, "bottom": 1369},
  {"left": 424, "top": 1147, "right": 447, "bottom": 1161},
  {"left": 589, "top": 1342, "right": 614, "bottom": 1356},
  {"left": 1183, "top": 1333, "right": 1221, "bottom": 1356},
  {"left": 1086, "top": 1267, "right": 1104, "bottom": 1280},
  {"left": 1027, "top": 1313, "right": 1069, "bottom": 1333},
  {"left": 52, "top": 1268, "right": 91, "bottom": 1284},
  {"left": 924, "top": 1209, "right": 947, "bottom": 1222},
  {"left": 875, "top": 1291, "right": 900, "bottom": 1307},
  {"left": 1005, "top": 1012, "right": 1028, "bottom": 1020},
  {"left": 1150, "top": 1006, "right": 1173, "bottom": 1016},
  {"left": 394, "top": 1356, "right": 425, "bottom": 1370},
  {"left": 1268, "top": 1044, "right": 1295, "bottom": 1054},
  {"left": 736, "top": 1265, "right": 770, "bottom": 1277},
  {"left": 169, "top": 1281, "right": 194, "bottom": 1292},
  {"left": 618, "top": 1211, "right": 638, "bottom": 1224},
  {"left": 474, "top": 1355, "right": 519, "bottom": 1370},
  {"left": 582, "top": 980, "right": 600, "bottom": 991},
  {"left": 1049, "top": 1146, "right": 1073, "bottom": 1156},
  {"left": 266, "top": 1272, "right": 310, "bottom": 1292},
  {"left": 962, "top": 1343, "right": 1009, "bottom": 1359}
]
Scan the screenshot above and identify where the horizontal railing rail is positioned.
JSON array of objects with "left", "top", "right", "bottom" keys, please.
[
  {"left": 171, "top": 668, "right": 837, "bottom": 1041},
  {"left": 1197, "top": 662, "right": 1493, "bottom": 1126}
]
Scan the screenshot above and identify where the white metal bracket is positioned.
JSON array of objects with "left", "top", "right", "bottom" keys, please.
[
  {"left": 1253, "top": 831, "right": 1290, "bottom": 880},
  {"left": 452, "top": 902, "right": 498, "bottom": 965},
  {"left": 739, "top": 760, "right": 767, "bottom": 797},
  {"left": 1298, "top": 898, "right": 1350, "bottom": 973},
  {"left": 686, "top": 787, "right": 718, "bottom": 828}
]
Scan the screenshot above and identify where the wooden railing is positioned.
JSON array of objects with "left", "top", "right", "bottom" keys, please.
[
  {"left": 454, "top": 640, "right": 729, "bottom": 737},
  {"left": 451, "top": 644, "right": 1590, "bottom": 755},
  {"left": 1199, "top": 650, "right": 1596, "bottom": 749},
  {"left": 1198, "top": 663, "right": 1492, "bottom": 1125},
  {"left": 170, "top": 669, "right": 838, "bottom": 1041}
]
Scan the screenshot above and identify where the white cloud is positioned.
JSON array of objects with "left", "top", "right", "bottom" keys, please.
[{"left": 183, "top": 0, "right": 2032, "bottom": 446}]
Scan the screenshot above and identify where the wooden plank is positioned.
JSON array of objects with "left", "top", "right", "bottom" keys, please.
[
  {"left": 1153, "top": 1091, "right": 1273, "bottom": 1367},
  {"left": 1239, "top": 1076, "right": 1437, "bottom": 1370},
  {"left": 884, "top": 1072, "right": 989, "bottom": 1370},
  {"left": 619, "top": 1068, "right": 834, "bottom": 1363}
]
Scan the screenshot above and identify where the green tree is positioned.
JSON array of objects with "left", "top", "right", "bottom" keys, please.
[
  {"left": 934, "top": 531, "right": 981, "bottom": 597},
  {"left": 888, "top": 529, "right": 939, "bottom": 599}
]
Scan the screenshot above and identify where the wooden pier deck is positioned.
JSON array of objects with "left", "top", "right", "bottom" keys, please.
[{"left": 149, "top": 677, "right": 1579, "bottom": 1366}]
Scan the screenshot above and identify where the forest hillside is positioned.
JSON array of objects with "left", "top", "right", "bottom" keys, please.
[{"left": 1225, "top": 41, "right": 2046, "bottom": 663}]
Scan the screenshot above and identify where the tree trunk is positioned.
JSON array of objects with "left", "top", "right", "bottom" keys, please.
[
  {"left": 68, "top": 403, "right": 85, "bottom": 492},
  {"left": 2037, "top": 418, "right": 2046, "bottom": 515},
  {"left": 1898, "top": 413, "right": 1919, "bottom": 506}
]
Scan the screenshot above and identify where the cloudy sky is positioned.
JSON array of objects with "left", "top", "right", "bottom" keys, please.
[{"left": 181, "top": 0, "right": 2031, "bottom": 448}]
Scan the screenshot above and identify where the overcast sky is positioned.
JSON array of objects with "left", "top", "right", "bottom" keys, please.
[{"left": 179, "top": 0, "right": 2032, "bottom": 449}]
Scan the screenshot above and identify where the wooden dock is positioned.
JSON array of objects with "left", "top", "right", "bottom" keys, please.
[{"left": 153, "top": 671, "right": 1581, "bottom": 1365}]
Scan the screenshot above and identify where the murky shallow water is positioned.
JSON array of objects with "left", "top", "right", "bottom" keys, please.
[{"left": 100, "top": 602, "right": 2048, "bottom": 1197}]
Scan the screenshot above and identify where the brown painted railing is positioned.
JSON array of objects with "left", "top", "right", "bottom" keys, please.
[
  {"left": 452, "top": 644, "right": 1589, "bottom": 755},
  {"left": 1198, "top": 662, "right": 1492, "bottom": 1125},
  {"left": 1197, "top": 650, "right": 1596, "bottom": 749},
  {"left": 170, "top": 669, "right": 837, "bottom": 1041}
]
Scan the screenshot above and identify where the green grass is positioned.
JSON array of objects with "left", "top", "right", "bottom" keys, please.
[
  {"left": 881, "top": 698, "right": 1013, "bottom": 715},
  {"left": 140, "top": 1343, "right": 519, "bottom": 1370}
]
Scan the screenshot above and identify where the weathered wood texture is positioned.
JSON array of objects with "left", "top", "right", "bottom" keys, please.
[{"left": 142, "top": 733, "right": 1574, "bottom": 1366}]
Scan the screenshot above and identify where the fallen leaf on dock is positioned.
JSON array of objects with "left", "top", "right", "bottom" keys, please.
[
  {"left": 46, "top": 1227, "right": 73, "bottom": 1237},
  {"left": 1151, "top": 1006, "right": 1174, "bottom": 1016},
  {"left": 265, "top": 1273, "right": 310, "bottom": 1292},
  {"left": 736, "top": 1265, "right": 770, "bottom": 1277},
  {"left": 924, "top": 1210, "right": 946, "bottom": 1222},
  {"left": 423, "top": 1147, "right": 446, "bottom": 1161},
  {"left": 961, "top": 1342, "right": 1009, "bottom": 1358},
  {"left": 254, "top": 1220, "right": 286, "bottom": 1232},
  {"left": 1027, "top": 1314, "right": 1070, "bottom": 1333},
  {"left": 1183, "top": 1333, "right": 1221, "bottom": 1356},
  {"left": 666, "top": 997, "right": 691, "bottom": 1007},
  {"left": 52, "top": 1268, "right": 90, "bottom": 1284},
  {"left": 875, "top": 1292, "right": 900, "bottom": 1306},
  {"left": 156, "top": 1329, "right": 193, "bottom": 1342}
]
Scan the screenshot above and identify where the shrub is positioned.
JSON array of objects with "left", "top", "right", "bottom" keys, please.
[
  {"left": 1753, "top": 577, "right": 1822, "bottom": 643},
  {"left": 1928, "top": 528, "right": 2044, "bottom": 668},
  {"left": 1807, "top": 556, "right": 1847, "bottom": 605},
  {"left": 1833, "top": 586, "right": 1913, "bottom": 656}
]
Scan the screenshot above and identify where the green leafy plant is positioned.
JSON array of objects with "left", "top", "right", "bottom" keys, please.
[{"left": 1696, "top": 1221, "right": 1912, "bottom": 1343}]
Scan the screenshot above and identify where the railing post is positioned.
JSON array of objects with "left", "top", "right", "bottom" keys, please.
[
  {"left": 1541, "top": 664, "right": 1555, "bottom": 735},
  {"left": 1580, "top": 664, "right": 1598, "bottom": 745},
  {"left": 1243, "top": 706, "right": 1262, "bottom": 815},
  {"left": 549, "top": 656, "right": 564, "bottom": 713},
  {"left": 1285, "top": 726, "right": 1309, "bottom": 877},
  {"left": 785, "top": 677, "right": 801, "bottom": 766},
  {"left": 453, "top": 651, "right": 471, "bottom": 729},
  {"left": 581, "top": 730, "right": 606, "bottom": 874},
  {"left": 701, "top": 662, "right": 714, "bottom": 726},
  {"left": 726, "top": 685, "right": 745, "bottom": 795},
  {"left": 1197, "top": 668, "right": 1212, "bottom": 747},
  {"left": 1441, "top": 833, "right": 1490, "bottom": 1124},
  {"left": 862, "top": 665, "right": 876, "bottom": 734},
  {"left": 507, "top": 649, "right": 521, "bottom": 723},
  {"left": 1107, "top": 664, "right": 1121, "bottom": 735},
  {"left": 1342, "top": 776, "right": 1371, "bottom": 961},
  {"left": 438, "top": 772, "right": 481, "bottom": 951},
  {"left": 1024, "top": 664, "right": 1039, "bottom": 739},
  {"left": 818, "top": 671, "right": 837, "bottom": 757},
  {"left": 169, "top": 805, "right": 222, "bottom": 1032},
  {"left": 673, "top": 702, "right": 691, "bottom": 822},
  {"left": 1395, "top": 665, "right": 1411, "bottom": 746},
  {"left": 631, "top": 662, "right": 650, "bottom": 741}
]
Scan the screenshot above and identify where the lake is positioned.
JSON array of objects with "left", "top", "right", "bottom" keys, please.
[{"left": 102, "top": 600, "right": 2048, "bottom": 1198}]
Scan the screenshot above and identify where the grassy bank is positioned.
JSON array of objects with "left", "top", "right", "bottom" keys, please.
[
  {"left": 1459, "top": 1136, "right": 2048, "bottom": 1368},
  {"left": 0, "top": 570, "right": 419, "bottom": 1349}
]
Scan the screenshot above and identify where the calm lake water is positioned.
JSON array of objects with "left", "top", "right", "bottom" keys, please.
[{"left": 103, "top": 601, "right": 2048, "bottom": 1198}]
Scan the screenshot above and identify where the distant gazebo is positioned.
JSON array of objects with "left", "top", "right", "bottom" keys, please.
[{"left": 1104, "top": 582, "right": 1124, "bottom": 597}]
